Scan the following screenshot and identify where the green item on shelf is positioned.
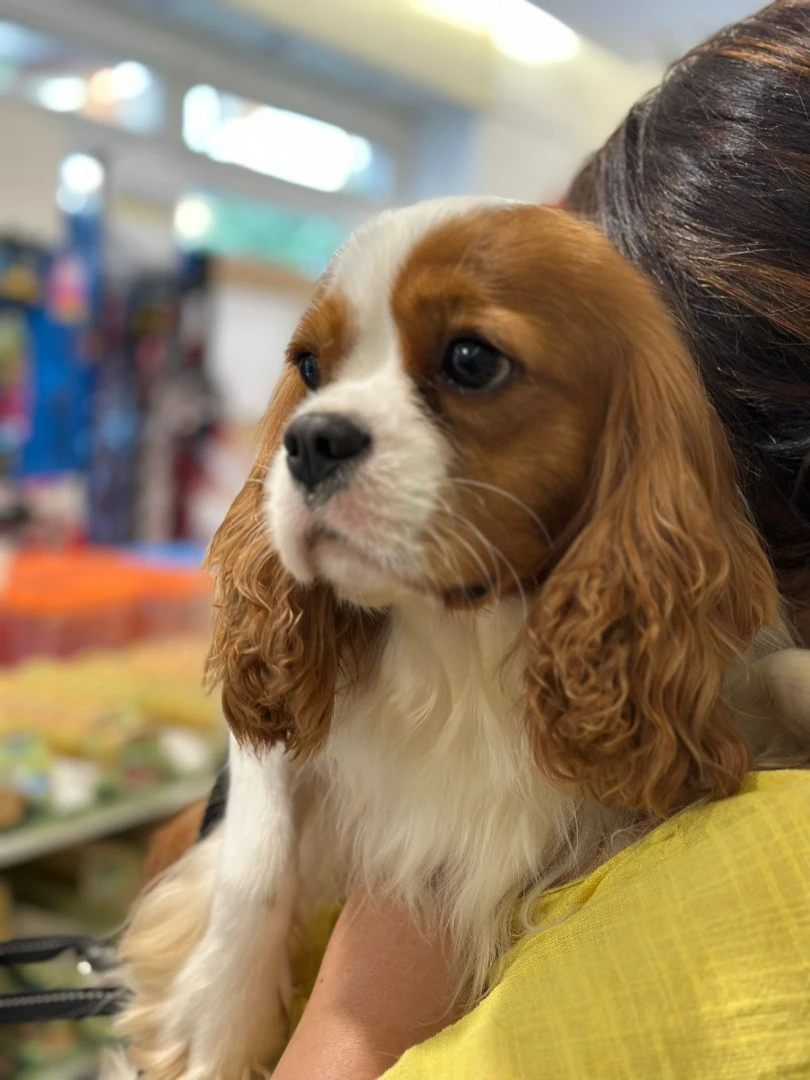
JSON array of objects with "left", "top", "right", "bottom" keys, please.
[{"left": 0, "top": 735, "right": 50, "bottom": 827}]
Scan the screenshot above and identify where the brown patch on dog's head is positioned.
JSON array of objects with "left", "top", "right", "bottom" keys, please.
[{"left": 390, "top": 206, "right": 779, "bottom": 814}]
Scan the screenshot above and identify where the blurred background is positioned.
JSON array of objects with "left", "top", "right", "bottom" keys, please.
[{"left": 0, "top": 0, "right": 762, "bottom": 1075}]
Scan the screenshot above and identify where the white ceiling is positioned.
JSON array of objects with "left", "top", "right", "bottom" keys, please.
[{"left": 535, "top": 0, "right": 760, "bottom": 66}]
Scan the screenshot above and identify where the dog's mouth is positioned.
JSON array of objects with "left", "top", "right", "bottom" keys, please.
[
  {"left": 303, "top": 523, "right": 493, "bottom": 609},
  {"left": 305, "top": 523, "right": 418, "bottom": 587}
]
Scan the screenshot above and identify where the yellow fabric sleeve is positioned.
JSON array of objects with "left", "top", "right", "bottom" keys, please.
[{"left": 384, "top": 770, "right": 810, "bottom": 1079}]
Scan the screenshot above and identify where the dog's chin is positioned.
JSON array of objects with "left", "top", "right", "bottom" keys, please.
[
  {"left": 317, "top": 543, "right": 417, "bottom": 607},
  {"left": 278, "top": 528, "right": 424, "bottom": 609}
]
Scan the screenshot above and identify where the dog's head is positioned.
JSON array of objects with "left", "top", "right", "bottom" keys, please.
[{"left": 206, "top": 199, "right": 780, "bottom": 817}]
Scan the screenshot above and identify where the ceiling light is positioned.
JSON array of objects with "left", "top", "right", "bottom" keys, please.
[
  {"left": 183, "top": 87, "right": 375, "bottom": 193},
  {"left": 88, "top": 68, "right": 117, "bottom": 107},
  {"left": 413, "top": 0, "right": 580, "bottom": 64},
  {"left": 110, "top": 61, "right": 152, "bottom": 99},
  {"left": 57, "top": 153, "right": 105, "bottom": 216},
  {"left": 35, "top": 76, "right": 87, "bottom": 113},
  {"left": 350, "top": 136, "right": 374, "bottom": 173},
  {"left": 175, "top": 197, "right": 214, "bottom": 242},
  {"left": 183, "top": 85, "right": 222, "bottom": 153},
  {"left": 60, "top": 153, "right": 105, "bottom": 195},
  {"left": 207, "top": 110, "right": 373, "bottom": 192}
]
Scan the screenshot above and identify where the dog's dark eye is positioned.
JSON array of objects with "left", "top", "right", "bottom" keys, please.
[
  {"left": 441, "top": 338, "right": 512, "bottom": 393},
  {"left": 296, "top": 353, "right": 320, "bottom": 391}
]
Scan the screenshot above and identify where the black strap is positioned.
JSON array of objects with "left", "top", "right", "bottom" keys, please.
[
  {"left": 0, "top": 935, "right": 117, "bottom": 971},
  {"left": 0, "top": 773, "right": 227, "bottom": 1028},
  {"left": 0, "top": 935, "right": 125, "bottom": 1025},
  {"left": 0, "top": 985, "right": 127, "bottom": 1024}
]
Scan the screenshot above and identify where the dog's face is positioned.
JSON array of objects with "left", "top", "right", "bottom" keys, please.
[
  {"left": 208, "top": 198, "right": 780, "bottom": 818},
  {"left": 268, "top": 200, "right": 610, "bottom": 608}
]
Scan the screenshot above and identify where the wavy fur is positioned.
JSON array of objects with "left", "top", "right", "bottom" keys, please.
[
  {"left": 204, "top": 369, "right": 385, "bottom": 757},
  {"left": 527, "top": 305, "right": 779, "bottom": 816},
  {"left": 108, "top": 202, "right": 810, "bottom": 1080}
]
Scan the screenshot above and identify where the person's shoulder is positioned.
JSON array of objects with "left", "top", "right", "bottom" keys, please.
[
  {"left": 656, "top": 767, "right": 810, "bottom": 883},
  {"left": 532, "top": 767, "right": 810, "bottom": 923},
  {"left": 386, "top": 770, "right": 810, "bottom": 1080},
  {"left": 641, "top": 766, "right": 810, "bottom": 870}
]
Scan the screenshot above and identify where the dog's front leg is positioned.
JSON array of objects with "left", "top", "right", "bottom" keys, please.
[{"left": 156, "top": 737, "right": 297, "bottom": 1080}]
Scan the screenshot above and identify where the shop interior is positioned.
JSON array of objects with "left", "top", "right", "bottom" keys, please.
[{"left": 0, "top": 1, "right": 758, "bottom": 1076}]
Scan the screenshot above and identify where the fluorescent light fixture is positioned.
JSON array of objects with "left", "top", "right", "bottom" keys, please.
[
  {"left": 60, "top": 153, "right": 104, "bottom": 195},
  {"left": 413, "top": 0, "right": 580, "bottom": 64},
  {"left": 87, "top": 62, "right": 152, "bottom": 107},
  {"left": 175, "top": 196, "right": 215, "bottom": 242},
  {"left": 350, "top": 137, "right": 374, "bottom": 174},
  {"left": 183, "top": 84, "right": 221, "bottom": 153},
  {"left": 35, "top": 75, "right": 87, "bottom": 113},
  {"left": 57, "top": 152, "right": 105, "bottom": 215},
  {"left": 183, "top": 86, "right": 375, "bottom": 194},
  {"left": 110, "top": 61, "right": 152, "bottom": 99},
  {"left": 11, "top": 28, "right": 162, "bottom": 134},
  {"left": 88, "top": 67, "right": 117, "bottom": 107}
]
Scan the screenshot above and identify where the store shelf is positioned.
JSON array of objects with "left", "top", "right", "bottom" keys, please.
[{"left": 0, "top": 775, "right": 213, "bottom": 870}]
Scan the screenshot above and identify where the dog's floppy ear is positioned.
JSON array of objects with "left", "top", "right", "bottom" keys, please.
[
  {"left": 204, "top": 367, "right": 382, "bottom": 756},
  {"left": 526, "top": 296, "right": 780, "bottom": 818}
]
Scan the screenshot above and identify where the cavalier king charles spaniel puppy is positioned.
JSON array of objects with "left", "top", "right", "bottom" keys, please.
[{"left": 110, "top": 198, "right": 810, "bottom": 1080}]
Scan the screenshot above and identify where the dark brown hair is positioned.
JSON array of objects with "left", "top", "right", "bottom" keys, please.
[{"left": 566, "top": 1, "right": 810, "bottom": 633}]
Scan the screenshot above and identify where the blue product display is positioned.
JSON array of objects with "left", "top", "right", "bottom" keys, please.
[{"left": 13, "top": 193, "right": 103, "bottom": 480}]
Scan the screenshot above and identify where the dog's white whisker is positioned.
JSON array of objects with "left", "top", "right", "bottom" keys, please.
[
  {"left": 436, "top": 495, "right": 530, "bottom": 619},
  {"left": 449, "top": 478, "right": 554, "bottom": 550}
]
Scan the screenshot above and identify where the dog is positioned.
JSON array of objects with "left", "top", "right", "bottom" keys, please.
[{"left": 109, "top": 199, "right": 810, "bottom": 1080}]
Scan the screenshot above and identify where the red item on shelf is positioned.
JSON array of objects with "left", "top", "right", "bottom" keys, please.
[{"left": 0, "top": 548, "right": 212, "bottom": 665}]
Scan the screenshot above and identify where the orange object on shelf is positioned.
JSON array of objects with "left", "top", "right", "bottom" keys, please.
[{"left": 0, "top": 548, "right": 213, "bottom": 665}]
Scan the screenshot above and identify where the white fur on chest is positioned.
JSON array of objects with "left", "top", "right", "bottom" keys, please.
[{"left": 318, "top": 600, "right": 579, "bottom": 954}]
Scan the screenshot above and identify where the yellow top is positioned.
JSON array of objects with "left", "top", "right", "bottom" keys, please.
[{"left": 384, "top": 771, "right": 810, "bottom": 1080}]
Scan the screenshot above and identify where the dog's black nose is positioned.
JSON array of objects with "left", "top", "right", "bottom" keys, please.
[{"left": 284, "top": 413, "right": 371, "bottom": 492}]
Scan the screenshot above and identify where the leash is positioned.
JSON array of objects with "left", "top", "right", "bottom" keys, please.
[
  {"left": 0, "top": 934, "right": 126, "bottom": 1024},
  {"left": 0, "top": 934, "right": 118, "bottom": 969},
  {"left": 0, "top": 982, "right": 126, "bottom": 1023},
  {"left": 0, "top": 768, "right": 227, "bottom": 1027}
]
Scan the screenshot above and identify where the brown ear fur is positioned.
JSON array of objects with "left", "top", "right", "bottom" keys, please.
[
  {"left": 204, "top": 368, "right": 383, "bottom": 755},
  {"left": 526, "top": 294, "right": 781, "bottom": 818}
]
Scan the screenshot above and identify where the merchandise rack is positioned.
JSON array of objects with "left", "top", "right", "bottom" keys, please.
[{"left": 0, "top": 774, "right": 213, "bottom": 870}]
